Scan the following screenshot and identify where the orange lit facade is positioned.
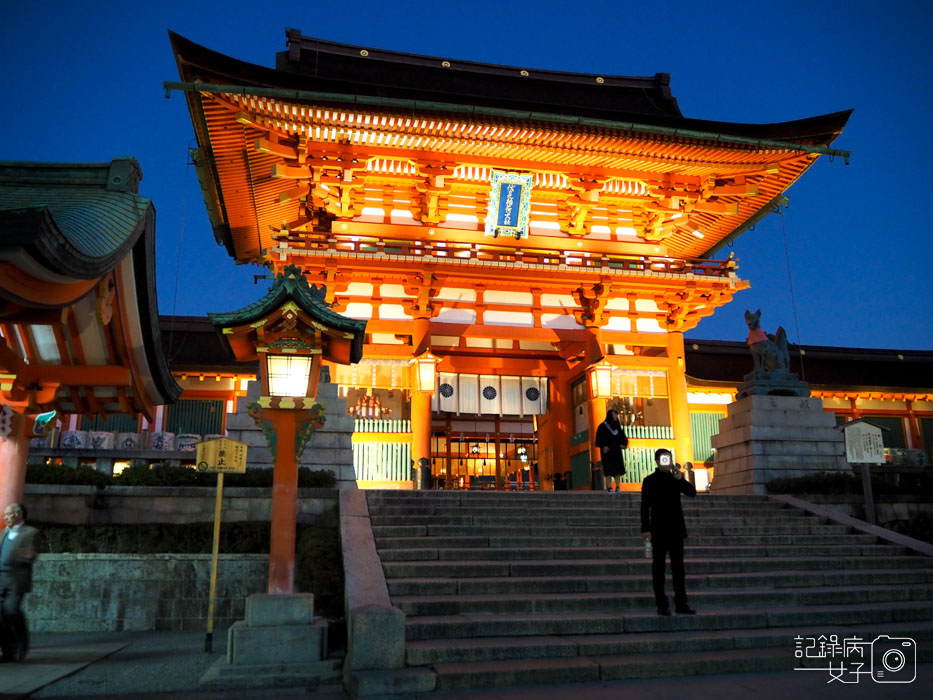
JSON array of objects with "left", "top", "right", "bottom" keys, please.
[{"left": 170, "top": 30, "right": 852, "bottom": 489}]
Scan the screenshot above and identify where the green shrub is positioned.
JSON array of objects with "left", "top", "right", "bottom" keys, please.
[
  {"left": 766, "top": 472, "right": 860, "bottom": 495},
  {"left": 884, "top": 513, "right": 933, "bottom": 545},
  {"left": 766, "top": 470, "right": 933, "bottom": 496},
  {"left": 26, "top": 463, "right": 110, "bottom": 488},
  {"left": 27, "top": 463, "right": 336, "bottom": 489}
]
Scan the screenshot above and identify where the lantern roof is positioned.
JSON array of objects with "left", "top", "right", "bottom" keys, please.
[{"left": 208, "top": 264, "right": 366, "bottom": 364}]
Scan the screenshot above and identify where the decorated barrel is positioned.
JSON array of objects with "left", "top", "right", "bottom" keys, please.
[
  {"left": 60, "top": 430, "right": 87, "bottom": 449},
  {"left": 116, "top": 432, "right": 142, "bottom": 450},
  {"left": 88, "top": 431, "right": 116, "bottom": 450},
  {"left": 148, "top": 432, "right": 175, "bottom": 451},
  {"left": 176, "top": 433, "right": 201, "bottom": 451}
]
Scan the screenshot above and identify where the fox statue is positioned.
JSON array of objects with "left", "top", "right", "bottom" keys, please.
[{"left": 744, "top": 309, "right": 790, "bottom": 376}]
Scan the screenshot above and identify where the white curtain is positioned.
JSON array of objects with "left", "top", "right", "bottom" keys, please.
[
  {"left": 479, "top": 375, "right": 501, "bottom": 415},
  {"left": 501, "top": 376, "right": 522, "bottom": 415},
  {"left": 438, "top": 372, "right": 458, "bottom": 413},
  {"left": 521, "top": 376, "right": 547, "bottom": 415},
  {"left": 459, "top": 374, "right": 479, "bottom": 414}
]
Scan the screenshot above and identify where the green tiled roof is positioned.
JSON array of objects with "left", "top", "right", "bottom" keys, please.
[
  {"left": 0, "top": 159, "right": 150, "bottom": 278},
  {"left": 209, "top": 265, "right": 367, "bottom": 363}
]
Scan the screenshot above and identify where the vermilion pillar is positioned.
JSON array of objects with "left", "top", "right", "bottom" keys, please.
[
  {"left": 268, "top": 408, "right": 298, "bottom": 594},
  {"left": 587, "top": 395, "right": 608, "bottom": 475},
  {"left": 0, "top": 414, "right": 30, "bottom": 512},
  {"left": 667, "top": 332, "right": 694, "bottom": 464},
  {"left": 410, "top": 389, "right": 432, "bottom": 467},
  {"left": 549, "top": 373, "right": 573, "bottom": 484},
  {"left": 410, "top": 316, "right": 433, "bottom": 475}
]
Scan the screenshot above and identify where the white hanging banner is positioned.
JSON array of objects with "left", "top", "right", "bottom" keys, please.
[
  {"left": 438, "top": 372, "right": 458, "bottom": 413},
  {"left": 459, "top": 374, "right": 479, "bottom": 415},
  {"left": 501, "top": 376, "right": 522, "bottom": 416},
  {"left": 521, "top": 377, "right": 544, "bottom": 415},
  {"left": 479, "top": 375, "right": 501, "bottom": 415}
]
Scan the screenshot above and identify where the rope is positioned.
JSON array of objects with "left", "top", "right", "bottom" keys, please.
[
  {"left": 167, "top": 142, "right": 195, "bottom": 362},
  {"left": 778, "top": 206, "right": 806, "bottom": 381}
]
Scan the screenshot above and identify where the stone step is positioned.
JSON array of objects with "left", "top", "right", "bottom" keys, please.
[
  {"left": 377, "top": 539, "right": 898, "bottom": 562},
  {"left": 370, "top": 511, "right": 825, "bottom": 528},
  {"left": 393, "top": 584, "right": 933, "bottom": 617},
  {"left": 380, "top": 547, "right": 912, "bottom": 575},
  {"left": 374, "top": 533, "right": 879, "bottom": 550},
  {"left": 369, "top": 504, "right": 804, "bottom": 517},
  {"left": 372, "top": 523, "right": 851, "bottom": 538},
  {"left": 387, "top": 568, "right": 933, "bottom": 596},
  {"left": 405, "top": 601, "right": 933, "bottom": 640},
  {"left": 369, "top": 514, "right": 826, "bottom": 527},
  {"left": 406, "top": 620, "right": 933, "bottom": 665},
  {"left": 367, "top": 492, "right": 772, "bottom": 504}
]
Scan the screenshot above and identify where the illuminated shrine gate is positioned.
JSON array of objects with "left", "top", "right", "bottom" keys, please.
[{"left": 170, "top": 30, "right": 850, "bottom": 489}]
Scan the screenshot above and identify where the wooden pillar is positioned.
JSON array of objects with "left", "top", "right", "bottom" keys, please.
[
  {"left": 905, "top": 400, "right": 922, "bottom": 450},
  {"left": 587, "top": 395, "right": 608, "bottom": 473},
  {"left": 410, "top": 315, "right": 432, "bottom": 471},
  {"left": 666, "top": 332, "right": 694, "bottom": 465},
  {"left": 411, "top": 389, "right": 432, "bottom": 467},
  {"left": 550, "top": 373, "right": 573, "bottom": 481},
  {"left": 0, "top": 414, "right": 30, "bottom": 512},
  {"left": 268, "top": 408, "right": 298, "bottom": 595}
]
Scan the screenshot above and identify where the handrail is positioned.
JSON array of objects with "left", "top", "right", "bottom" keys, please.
[{"left": 278, "top": 232, "right": 736, "bottom": 278}]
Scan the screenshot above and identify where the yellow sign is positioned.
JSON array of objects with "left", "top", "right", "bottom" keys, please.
[{"left": 196, "top": 437, "right": 248, "bottom": 473}]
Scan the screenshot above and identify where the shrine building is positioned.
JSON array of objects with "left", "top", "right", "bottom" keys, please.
[{"left": 167, "top": 29, "right": 855, "bottom": 490}]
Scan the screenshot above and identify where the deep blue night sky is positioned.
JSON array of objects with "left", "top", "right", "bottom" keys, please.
[{"left": 3, "top": 1, "right": 931, "bottom": 350}]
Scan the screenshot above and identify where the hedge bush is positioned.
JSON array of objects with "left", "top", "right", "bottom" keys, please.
[
  {"left": 885, "top": 513, "right": 933, "bottom": 545},
  {"left": 26, "top": 463, "right": 336, "bottom": 489},
  {"left": 766, "top": 470, "right": 933, "bottom": 496}
]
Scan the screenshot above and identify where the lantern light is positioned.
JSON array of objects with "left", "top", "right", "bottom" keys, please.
[
  {"left": 411, "top": 350, "right": 439, "bottom": 393},
  {"left": 587, "top": 359, "right": 614, "bottom": 399},
  {"left": 264, "top": 353, "right": 316, "bottom": 398}
]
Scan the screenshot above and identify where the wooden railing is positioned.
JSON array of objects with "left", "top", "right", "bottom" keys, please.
[{"left": 280, "top": 232, "right": 735, "bottom": 278}]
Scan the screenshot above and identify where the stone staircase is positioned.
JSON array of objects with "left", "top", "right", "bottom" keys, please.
[{"left": 357, "top": 490, "right": 933, "bottom": 694}]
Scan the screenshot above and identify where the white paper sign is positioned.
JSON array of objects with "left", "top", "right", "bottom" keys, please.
[{"left": 843, "top": 422, "right": 885, "bottom": 464}]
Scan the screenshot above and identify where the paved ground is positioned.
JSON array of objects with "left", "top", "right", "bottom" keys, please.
[{"left": 2, "top": 631, "right": 929, "bottom": 700}]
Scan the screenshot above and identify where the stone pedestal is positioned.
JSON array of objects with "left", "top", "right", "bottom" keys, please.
[
  {"left": 200, "top": 593, "right": 340, "bottom": 688},
  {"left": 710, "top": 395, "right": 846, "bottom": 494}
]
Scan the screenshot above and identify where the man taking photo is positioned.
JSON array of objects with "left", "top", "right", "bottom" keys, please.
[{"left": 640, "top": 449, "right": 696, "bottom": 616}]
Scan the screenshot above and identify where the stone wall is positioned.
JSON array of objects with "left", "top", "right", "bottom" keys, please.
[
  {"left": 225, "top": 379, "right": 358, "bottom": 488},
  {"left": 24, "top": 485, "right": 337, "bottom": 525},
  {"left": 798, "top": 494, "right": 933, "bottom": 526},
  {"left": 25, "top": 553, "right": 266, "bottom": 632}
]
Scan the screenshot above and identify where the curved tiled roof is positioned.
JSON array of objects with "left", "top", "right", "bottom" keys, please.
[
  {"left": 0, "top": 158, "right": 181, "bottom": 414},
  {"left": 0, "top": 159, "right": 150, "bottom": 278},
  {"left": 208, "top": 265, "right": 367, "bottom": 364}
]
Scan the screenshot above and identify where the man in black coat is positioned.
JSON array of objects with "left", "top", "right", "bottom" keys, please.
[
  {"left": 1, "top": 503, "right": 39, "bottom": 662},
  {"left": 640, "top": 449, "right": 696, "bottom": 615}
]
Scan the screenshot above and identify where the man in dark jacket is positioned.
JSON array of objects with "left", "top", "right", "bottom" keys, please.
[
  {"left": 640, "top": 449, "right": 696, "bottom": 615},
  {"left": 1, "top": 503, "right": 39, "bottom": 662}
]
